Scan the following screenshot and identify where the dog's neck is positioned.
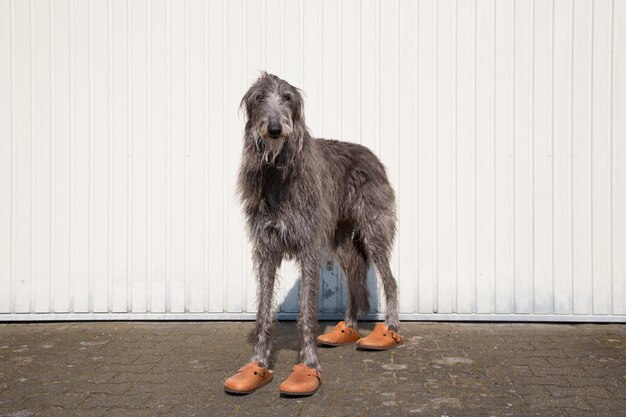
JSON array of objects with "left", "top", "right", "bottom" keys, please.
[{"left": 238, "top": 131, "right": 321, "bottom": 218}]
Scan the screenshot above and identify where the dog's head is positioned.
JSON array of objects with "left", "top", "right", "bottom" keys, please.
[{"left": 240, "top": 72, "right": 306, "bottom": 164}]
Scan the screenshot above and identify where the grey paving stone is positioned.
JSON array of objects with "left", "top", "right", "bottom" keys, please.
[
  {"left": 522, "top": 394, "right": 591, "bottom": 410},
  {"left": 529, "top": 365, "right": 589, "bottom": 377},
  {"left": 0, "top": 321, "right": 623, "bottom": 417},
  {"left": 547, "top": 385, "right": 612, "bottom": 398}
]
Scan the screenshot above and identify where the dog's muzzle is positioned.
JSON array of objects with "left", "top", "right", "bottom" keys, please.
[{"left": 267, "top": 121, "right": 282, "bottom": 139}]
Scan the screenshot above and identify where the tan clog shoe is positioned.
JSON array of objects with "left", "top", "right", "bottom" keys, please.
[
  {"left": 355, "top": 323, "right": 403, "bottom": 350},
  {"left": 317, "top": 321, "right": 361, "bottom": 346},
  {"left": 279, "top": 364, "right": 321, "bottom": 396},
  {"left": 224, "top": 361, "right": 273, "bottom": 394}
]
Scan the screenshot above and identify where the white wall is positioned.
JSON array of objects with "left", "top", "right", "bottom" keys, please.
[{"left": 1, "top": 0, "right": 625, "bottom": 321}]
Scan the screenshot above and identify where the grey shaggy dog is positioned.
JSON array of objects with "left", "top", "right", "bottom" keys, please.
[{"left": 238, "top": 73, "right": 399, "bottom": 371}]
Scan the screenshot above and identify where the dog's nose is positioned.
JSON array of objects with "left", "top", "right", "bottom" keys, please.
[{"left": 267, "top": 121, "right": 282, "bottom": 138}]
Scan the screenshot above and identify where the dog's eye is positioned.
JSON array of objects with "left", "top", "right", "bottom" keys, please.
[
  {"left": 281, "top": 94, "right": 291, "bottom": 103},
  {"left": 255, "top": 93, "right": 265, "bottom": 102}
]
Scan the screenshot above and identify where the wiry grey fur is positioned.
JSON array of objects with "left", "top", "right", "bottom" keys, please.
[{"left": 238, "top": 73, "right": 399, "bottom": 371}]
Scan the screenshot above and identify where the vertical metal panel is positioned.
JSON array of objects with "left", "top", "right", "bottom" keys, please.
[
  {"left": 188, "top": 0, "right": 206, "bottom": 313},
  {"left": 397, "top": 0, "right": 417, "bottom": 314},
  {"left": 13, "top": 0, "right": 33, "bottom": 313},
  {"left": 168, "top": 0, "right": 185, "bottom": 313},
  {"left": 149, "top": 0, "right": 167, "bottom": 313},
  {"left": 591, "top": 0, "right": 613, "bottom": 315},
  {"left": 455, "top": 0, "right": 476, "bottom": 314},
  {"left": 0, "top": 0, "right": 625, "bottom": 321},
  {"left": 32, "top": 0, "right": 53, "bottom": 313},
  {"left": 513, "top": 0, "right": 533, "bottom": 314},
  {"left": 417, "top": 0, "right": 436, "bottom": 314},
  {"left": 51, "top": 0, "right": 71, "bottom": 313},
  {"left": 493, "top": 0, "right": 515, "bottom": 314},
  {"left": 225, "top": 0, "right": 245, "bottom": 313},
  {"left": 205, "top": 0, "right": 225, "bottom": 313},
  {"left": 436, "top": 0, "right": 456, "bottom": 313},
  {"left": 91, "top": 0, "right": 109, "bottom": 313},
  {"left": 0, "top": 0, "right": 12, "bottom": 313},
  {"left": 552, "top": 0, "right": 574, "bottom": 315},
  {"left": 111, "top": 0, "right": 129, "bottom": 313},
  {"left": 474, "top": 0, "right": 496, "bottom": 314},
  {"left": 572, "top": 0, "right": 594, "bottom": 314},
  {"left": 130, "top": 0, "right": 148, "bottom": 313},
  {"left": 613, "top": 0, "right": 626, "bottom": 315},
  {"left": 70, "top": 0, "right": 90, "bottom": 313},
  {"left": 533, "top": 0, "right": 554, "bottom": 314}
]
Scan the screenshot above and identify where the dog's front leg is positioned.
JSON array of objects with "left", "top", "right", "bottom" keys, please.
[
  {"left": 276, "top": 252, "right": 323, "bottom": 396},
  {"left": 224, "top": 247, "right": 280, "bottom": 395},
  {"left": 296, "top": 252, "right": 321, "bottom": 370},
  {"left": 250, "top": 248, "right": 281, "bottom": 368}
]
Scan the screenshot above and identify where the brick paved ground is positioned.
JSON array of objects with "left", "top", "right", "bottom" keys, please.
[{"left": 0, "top": 321, "right": 624, "bottom": 417}]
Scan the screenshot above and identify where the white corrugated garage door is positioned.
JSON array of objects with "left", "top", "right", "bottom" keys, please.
[{"left": 1, "top": 0, "right": 625, "bottom": 322}]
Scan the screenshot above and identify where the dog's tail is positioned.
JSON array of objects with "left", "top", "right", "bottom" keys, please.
[
  {"left": 336, "top": 244, "right": 371, "bottom": 317},
  {"left": 353, "top": 271, "right": 371, "bottom": 317}
]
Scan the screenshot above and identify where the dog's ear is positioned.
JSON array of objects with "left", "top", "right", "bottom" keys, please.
[
  {"left": 290, "top": 86, "right": 305, "bottom": 124},
  {"left": 240, "top": 86, "right": 255, "bottom": 118}
]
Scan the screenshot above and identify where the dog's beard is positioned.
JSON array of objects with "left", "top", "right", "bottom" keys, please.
[{"left": 253, "top": 134, "right": 286, "bottom": 165}]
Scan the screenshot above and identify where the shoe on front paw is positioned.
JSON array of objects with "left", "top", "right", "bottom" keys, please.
[
  {"left": 279, "top": 364, "right": 321, "bottom": 396},
  {"left": 224, "top": 361, "right": 273, "bottom": 394}
]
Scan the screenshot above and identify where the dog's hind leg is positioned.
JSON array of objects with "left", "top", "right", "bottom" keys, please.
[
  {"left": 372, "top": 255, "right": 399, "bottom": 332},
  {"left": 250, "top": 248, "right": 282, "bottom": 368},
  {"left": 337, "top": 236, "right": 370, "bottom": 329},
  {"left": 315, "top": 225, "right": 367, "bottom": 348},
  {"left": 349, "top": 211, "right": 404, "bottom": 351},
  {"left": 357, "top": 214, "right": 400, "bottom": 332}
]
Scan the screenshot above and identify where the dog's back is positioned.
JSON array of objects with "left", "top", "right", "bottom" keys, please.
[{"left": 313, "top": 138, "right": 396, "bottom": 234}]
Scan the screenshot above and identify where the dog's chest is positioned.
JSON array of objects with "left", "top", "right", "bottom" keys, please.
[
  {"left": 244, "top": 166, "right": 322, "bottom": 251},
  {"left": 254, "top": 193, "right": 310, "bottom": 251},
  {"left": 252, "top": 210, "right": 307, "bottom": 253},
  {"left": 259, "top": 168, "right": 292, "bottom": 207}
]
